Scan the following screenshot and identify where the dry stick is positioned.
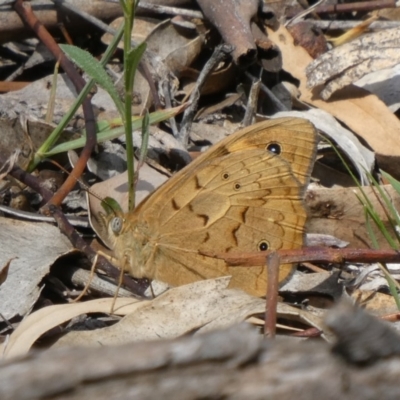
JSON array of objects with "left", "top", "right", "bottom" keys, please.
[
  {"left": 52, "top": 0, "right": 116, "bottom": 34},
  {"left": 218, "top": 247, "right": 400, "bottom": 267},
  {"left": 310, "top": 20, "right": 400, "bottom": 30},
  {"left": 104, "top": 0, "right": 205, "bottom": 19},
  {"left": 178, "top": 44, "right": 233, "bottom": 146},
  {"left": 314, "top": 0, "right": 396, "bottom": 15},
  {"left": 242, "top": 78, "right": 261, "bottom": 127},
  {"left": 265, "top": 252, "right": 280, "bottom": 339},
  {"left": 162, "top": 80, "right": 179, "bottom": 138},
  {"left": 0, "top": 204, "right": 89, "bottom": 228},
  {"left": 137, "top": 2, "right": 204, "bottom": 19},
  {"left": 13, "top": 0, "right": 97, "bottom": 207},
  {"left": 245, "top": 72, "right": 288, "bottom": 112}
]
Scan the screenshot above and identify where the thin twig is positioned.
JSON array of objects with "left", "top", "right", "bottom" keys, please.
[
  {"left": 242, "top": 78, "right": 261, "bottom": 127},
  {"left": 178, "top": 44, "right": 233, "bottom": 146},
  {"left": 52, "top": 0, "right": 116, "bottom": 34},
  {"left": 105, "top": 0, "right": 204, "bottom": 19},
  {"left": 308, "top": 20, "right": 400, "bottom": 31},
  {"left": 265, "top": 252, "right": 280, "bottom": 338},
  {"left": 245, "top": 72, "right": 288, "bottom": 113},
  {"left": 314, "top": 0, "right": 396, "bottom": 15},
  {"left": 162, "top": 80, "right": 179, "bottom": 138}
]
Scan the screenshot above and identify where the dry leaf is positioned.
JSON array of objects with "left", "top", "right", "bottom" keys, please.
[
  {"left": 306, "top": 28, "right": 400, "bottom": 100},
  {"left": 4, "top": 278, "right": 323, "bottom": 353},
  {"left": 1, "top": 298, "right": 145, "bottom": 359},
  {"left": 306, "top": 185, "right": 400, "bottom": 249},
  {"left": 0, "top": 217, "right": 74, "bottom": 320},
  {"left": 355, "top": 64, "right": 400, "bottom": 113},
  {"left": 266, "top": 24, "right": 400, "bottom": 178}
]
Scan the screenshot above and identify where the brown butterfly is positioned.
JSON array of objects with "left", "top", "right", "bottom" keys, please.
[{"left": 95, "top": 117, "right": 317, "bottom": 297}]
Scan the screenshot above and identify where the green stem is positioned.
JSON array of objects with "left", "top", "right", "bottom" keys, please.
[{"left": 121, "top": 0, "right": 136, "bottom": 211}]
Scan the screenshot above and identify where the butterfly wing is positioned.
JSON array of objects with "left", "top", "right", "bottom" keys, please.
[
  {"left": 112, "top": 117, "right": 317, "bottom": 297},
  {"left": 137, "top": 150, "right": 308, "bottom": 296},
  {"left": 137, "top": 117, "right": 317, "bottom": 215}
]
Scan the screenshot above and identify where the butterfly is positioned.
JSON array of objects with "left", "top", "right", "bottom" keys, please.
[{"left": 93, "top": 117, "right": 317, "bottom": 297}]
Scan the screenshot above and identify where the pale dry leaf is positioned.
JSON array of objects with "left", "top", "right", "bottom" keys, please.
[
  {"left": 272, "top": 109, "right": 375, "bottom": 184},
  {"left": 356, "top": 64, "right": 400, "bottom": 112},
  {"left": 49, "top": 277, "right": 324, "bottom": 349},
  {"left": 266, "top": 24, "right": 400, "bottom": 178},
  {"left": 0, "top": 217, "right": 73, "bottom": 320},
  {"left": 280, "top": 271, "right": 343, "bottom": 300},
  {"left": 1, "top": 298, "right": 145, "bottom": 359},
  {"left": 306, "top": 28, "right": 400, "bottom": 100},
  {"left": 49, "top": 277, "right": 261, "bottom": 348}
]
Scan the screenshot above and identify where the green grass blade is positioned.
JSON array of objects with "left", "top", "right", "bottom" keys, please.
[
  {"left": 60, "top": 44, "right": 125, "bottom": 116},
  {"left": 44, "top": 105, "right": 186, "bottom": 156}
]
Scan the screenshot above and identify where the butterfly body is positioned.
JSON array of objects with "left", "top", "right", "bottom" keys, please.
[{"left": 102, "top": 118, "right": 318, "bottom": 297}]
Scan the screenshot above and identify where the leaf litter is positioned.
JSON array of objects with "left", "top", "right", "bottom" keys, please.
[{"left": 1, "top": 0, "right": 400, "bottom": 378}]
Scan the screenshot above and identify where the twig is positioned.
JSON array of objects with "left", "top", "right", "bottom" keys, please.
[
  {"left": 307, "top": 20, "right": 400, "bottom": 31},
  {"left": 314, "top": 0, "right": 396, "bottom": 15},
  {"left": 242, "top": 78, "right": 261, "bottom": 127},
  {"left": 52, "top": 0, "right": 116, "bottom": 34},
  {"left": 104, "top": 0, "right": 205, "bottom": 19},
  {"left": 162, "top": 80, "right": 179, "bottom": 138},
  {"left": 265, "top": 252, "right": 280, "bottom": 338},
  {"left": 178, "top": 44, "right": 233, "bottom": 146},
  {"left": 0, "top": 204, "right": 89, "bottom": 228},
  {"left": 215, "top": 247, "right": 400, "bottom": 266},
  {"left": 0, "top": 156, "right": 53, "bottom": 204},
  {"left": 138, "top": 1, "right": 204, "bottom": 19},
  {"left": 245, "top": 72, "right": 288, "bottom": 113}
]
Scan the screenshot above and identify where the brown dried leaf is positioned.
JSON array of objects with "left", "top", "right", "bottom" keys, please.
[{"left": 306, "top": 185, "right": 400, "bottom": 249}]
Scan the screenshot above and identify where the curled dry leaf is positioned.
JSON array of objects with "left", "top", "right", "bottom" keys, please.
[
  {"left": 4, "top": 277, "right": 323, "bottom": 355},
  {"left": 1, "top": 298, "right": 145, "bottom": 359},
  {"left": 306, "top": 28, "right": 400, "bottom": 100}
]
